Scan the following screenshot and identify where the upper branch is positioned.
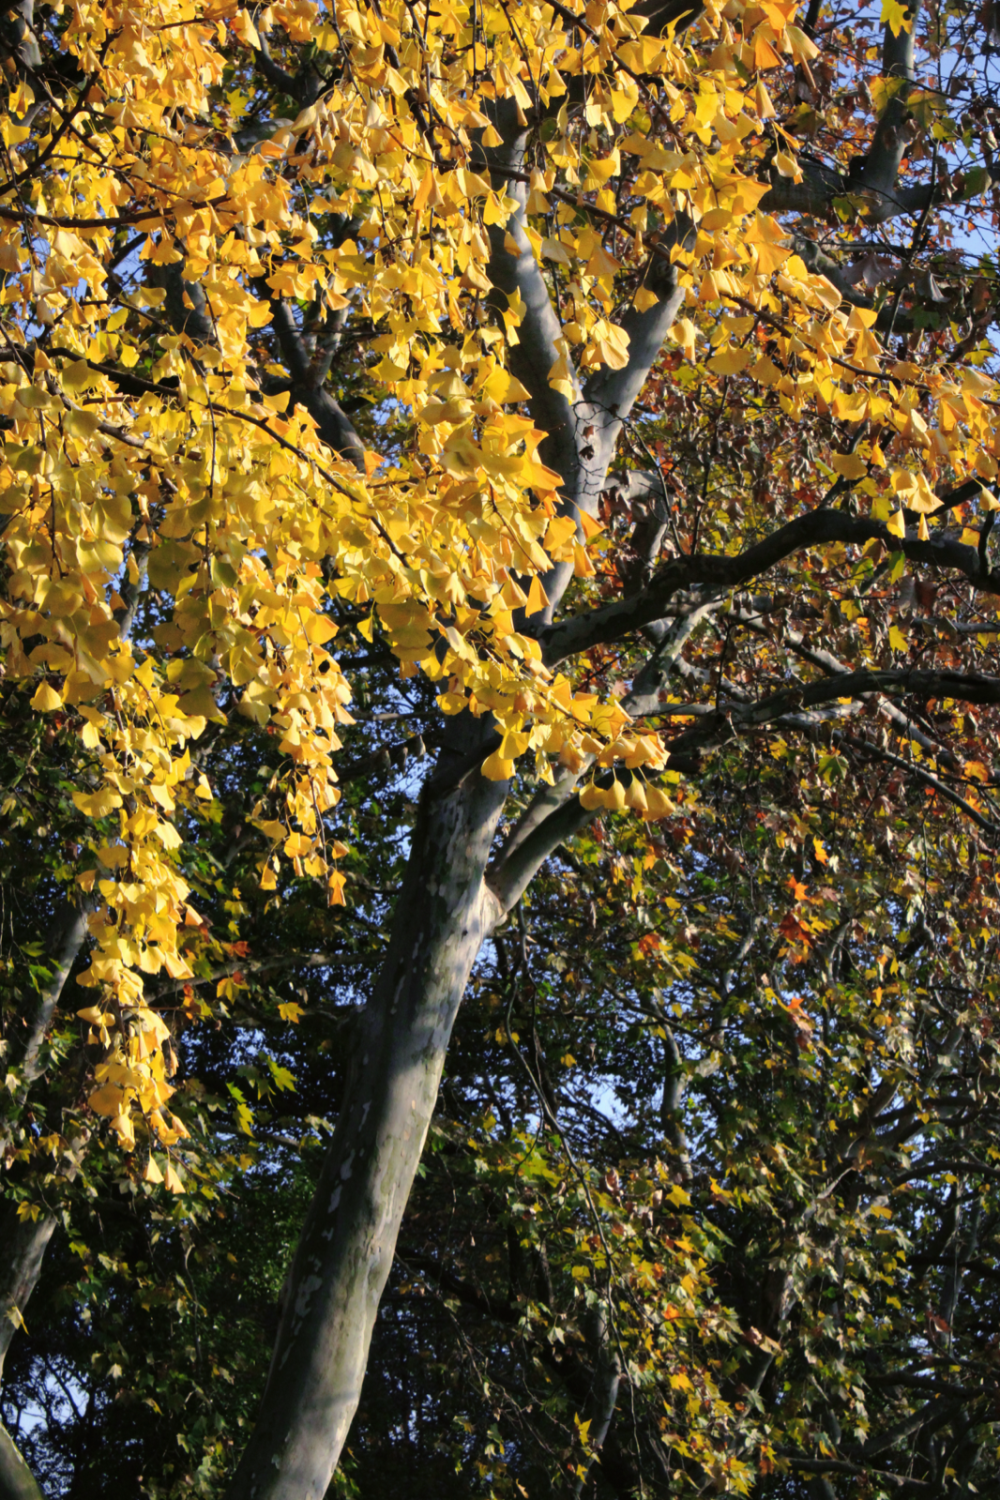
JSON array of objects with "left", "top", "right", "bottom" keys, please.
[
  {"left": 248, "top": 20, "right": 325, "bottom": 105},
  {"left": 863, "top": 2, "right": 921, "bottom": 206},
  {"left": 263, "top": 293, "right": 365, "bottom": 469},
  {"left": 478, "top": 100, "right": 582, "bottom": 501},
  {"left": 582, "top": 219, "right": 691, "bottom": 446}
]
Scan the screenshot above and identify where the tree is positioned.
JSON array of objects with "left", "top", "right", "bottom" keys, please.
[{"left": 5, "top": 0, "right": 1000, "bottom": 1495}]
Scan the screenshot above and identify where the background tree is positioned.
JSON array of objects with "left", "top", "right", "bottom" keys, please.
[{"left": 6, "top": 0, "right": 1000, "bottom": 1498}]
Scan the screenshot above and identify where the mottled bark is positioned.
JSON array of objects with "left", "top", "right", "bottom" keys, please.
[{"left": 224, "top": 721, "right": 507, "bottom": 1500}]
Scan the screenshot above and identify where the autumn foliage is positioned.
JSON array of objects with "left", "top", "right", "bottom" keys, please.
[{"left": 5, "top": 0, "right": 1000, "bottom": 1494}]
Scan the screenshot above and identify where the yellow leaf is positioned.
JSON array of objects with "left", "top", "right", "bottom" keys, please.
[
  {"left": 163, "top": 1162, "right": 185, "bottom": 1194},
  {"left": 641, "top": 786, "right": 676, "bottom": 821},
  {"left": 586, "top": 148, "right": 620, "bottom": 185},
  {"left": 889, "top": 624, "right": 908, "bottom": 652},
  {"left": 830, "top": 453, "right": 867, "bottom": 480},
  {"left": 481, "top": 751, "right": 515, "bottom": 781},
  {"left": 670, "top": 318, "right": 698, "bottom": 360},
  {"left": 31, "top": 682, "right": 63, "bottom": 712},
  {"left": 88, "top": 1084, "right": 129, "bottom": 1116},
  {"left": 547, "top": 352, "right": 576, "bottom": 399},
  {"left": 231, "top": 10, "right": 261, "bottom": 47},
  {"left": 881, "top": 0, "right": 912, "bottom": 37},
  {"left": 886, "top": 510, "right": 906, "bottom": 538},
  {"left": 708, "top": 345, "right": 751, "bottom": 376},
  {"left": 73, "top": 788, "right": 123, "bottom": 819},
  {"left": 525, "top": 576, "right": 549, "bottom": 616},
  {"left": 109, "top": 1112, "right": 136, "bottom": 1150},
  {"left": 774, "top": 150, "right": 803, "bottom": 182}
]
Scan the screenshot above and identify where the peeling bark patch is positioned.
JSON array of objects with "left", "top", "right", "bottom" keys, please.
[
  {"left": 328, "top": 1186, "right": 342, "bottom": 1214},
  {"left": 294, "top": 1274, "right": 323, "bottom": 1321},
  {"left": 340, "top": 1153, "right": 355, "bottom": 1181}
]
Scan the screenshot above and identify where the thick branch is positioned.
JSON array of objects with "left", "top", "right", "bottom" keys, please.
[
  {"left": 479, "top": 105, "right": 694, "bottom": 622},
  {"left": 479, "top": 101, "right": 582, "bottom": 523},
  {"left": 862, "top": 3, "right": 920, "bottom": 207},
  {"left": 0, "top": 1213, "right": 57, "bottom": 1384},
  {"left": 539, "top": 506, "right": 998, "bottom": 665},
  {"left": 245, "top": 16, "right": 326, "bottom": 105},
  {"left": 582, "top": 222, "right": 690, "bottom": 443},
  {"left": 573, "top": 1305, "right": 622, "bottom": 1498},
  {"left": 16, "top": 904, "right": 88, "bottom": 1087},
  {"left": 659, "top": 1023, "right": 693, "bottom": 1182},
  {"left": 264, "top": 298, "right": 365, "bottom": 469}
]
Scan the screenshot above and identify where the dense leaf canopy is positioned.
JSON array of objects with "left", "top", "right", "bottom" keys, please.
[{"left": 4, "top": 0, "right": 1000, "bottom": 1496}]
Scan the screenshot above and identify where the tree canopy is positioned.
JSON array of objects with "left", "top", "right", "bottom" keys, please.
[{"left": 4, "top": 0, "right": 1000, "bottom": 1496}]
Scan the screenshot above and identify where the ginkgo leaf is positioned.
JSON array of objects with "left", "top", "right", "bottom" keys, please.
[
  {"left": 525, "top": 576, "right": 549, "bottom": 616},
  {"left": 774, "top": 150, "right": 803, "bottom": 182},
  {"left": 30, "top": 682, "right": 63, "bottom": 712},
  {"left": 481, "top": 751, "right": 515, "bottom": 781},
  {"left": 72, "top": 788, "right": 123, "bottom": 819},
  {"left": 830, "top": 453, "right": 867, "bottom": 479},
  {"left": 671, "top": 318, "right": 699, "bottom": 360},
  {"left": 708, "top": 346, "right": 752, "bottom": 376},
  {"left": 163, "top": 1162, "right": 185, "bottom": 1195}
]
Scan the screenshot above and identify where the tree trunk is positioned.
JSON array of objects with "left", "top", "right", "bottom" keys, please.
[
  {"left": 224, "top": 726, "right": 507, "bottom": 1500},
  {"left": 0, "top": 1424, "right": 46, "bottom": 1500},
  {"left": 17, "top": 905, "right": 89, "bottom": 1087},
  {"left": 0, "top": 904, "right": 91, "bottom": 1385},
  {"left": 0, "top": 1212, "right": 57, "bottom": 1383}
]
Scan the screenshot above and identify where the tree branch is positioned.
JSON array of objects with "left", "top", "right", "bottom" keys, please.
[
  {"left": 16, "top": 903, "right": 89, "bottom": 1088},
  {"left": 479, "top": 101, "right": 582, "bottom": 527},
  {"left": 862, "top": 3, "right": 920, "bottom": 209},
  {"left": 539, "top": 506, "right": 999, "bottom": 665},
  {"left": 262, "top": 297, "right": 365, "bottom": 469},
  {"left": 582, "top": 220, "right": 691, "bottom": 460}
]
